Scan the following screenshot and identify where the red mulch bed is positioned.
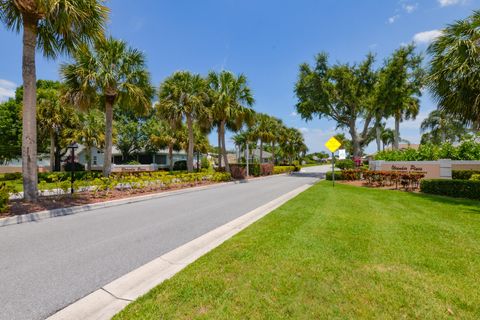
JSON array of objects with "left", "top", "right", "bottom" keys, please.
[{"left": 1, "top": 181, "right": 217, "bottom": 218}]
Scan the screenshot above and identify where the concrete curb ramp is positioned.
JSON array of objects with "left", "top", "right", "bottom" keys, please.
[{"left": 47, "top": 183, "right": 312, "bottom": 320}]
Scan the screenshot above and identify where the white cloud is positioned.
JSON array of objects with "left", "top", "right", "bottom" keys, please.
[
  {"left": 403, "top": 3, "right": 418, "bottom": 13},
  {"left": 388, "top": 15, "right": 400, "bottom": 24},
  {"left": 290, "top": 111, "right": 298, "bottom": 117},
  {"left": 438, "top": 0, "right": 465, "bottom": 7},
  {"left": 413, "top": 29, "right": 442, "bottom": 44},
  {"left": 298, "top": 127, "right": 309, "bottom": 133},
  {"left": 0, "top": 79, "right": 16, "bottom": 102}
]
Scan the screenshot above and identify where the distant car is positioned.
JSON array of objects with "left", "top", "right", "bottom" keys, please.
[{"left": 173, "top": 160, "right": 187, "bottom": 171}]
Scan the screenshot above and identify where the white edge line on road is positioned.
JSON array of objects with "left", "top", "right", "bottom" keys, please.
[
  {"left": 0, "top": 174, "right": 291, "bottom": 228},
  {"left": 46, "top": 183, "right": 314, "bottom": 320}
]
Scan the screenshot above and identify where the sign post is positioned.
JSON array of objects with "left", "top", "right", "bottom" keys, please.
[{"left": 325, "top": 137, "right": 342, "bottom": 187}]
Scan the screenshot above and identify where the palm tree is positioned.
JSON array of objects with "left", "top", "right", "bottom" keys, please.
[
  {"left": 279, "top": 128, "right": 307, "bottom": 164},
  {"left": 269, "top": 117, "right": 285, "bottom": 164},
  {"left": 420, "top": 109, "right": 467, "bottom": 144},
  {"left": 76, "top": 109, "right": 105, "bottom": 171},
  {"left": 0, "top": 0, "right": 108, "bottom": 200},
  {"left": 207, "top": 71, "right": 255, "bottom": 173},
  {"left": 157, "top": 71, "right": 209, "bottom": 172},
  {"left": 146, "top": 117, "right": 183, "bottom": 172},
  {"left": 428, "top": 11, "right": 480, "bottom": 130},
  {"left": 61, "top": 37, "right": 153, "bottom": 177},
  {"left": 376, "top": 44, "right": 424, "bottom": 150},
  {"left": 251, "top": 113, "right": 275, "bottom": 163},
  {"left": 380, "top": 128, "right": 394, "bottom": 151}
]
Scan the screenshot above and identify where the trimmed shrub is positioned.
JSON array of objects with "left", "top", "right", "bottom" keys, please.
[
  {"left": 326, "top": 171, "right": 345, "bottom": 181},
  {"left": 173, "top": 160, "right": 187, "bottom": 171},
  {"left": 230, "top": 164, "right": 247, "bottom": 179},
  {"left": 336, "top": 159, "right": 355, "bottom": 170},
  {"left": 3, "top": 172, "right": 22, "bottom": 181},
  {"left": 420, "top": 179, "right": 480, "bottom": 200},
  {"left": 273, "top": 166, "right": 295, "bottom": 175},
  {"left": 452, "top": 170, "right": 480, "bottom": 180},
  {"left": 260, "top": 163, "right": 274, "bottom": 176},
  {"left": 201, "top": 157, "right": 210, "bottom": 170},
  {"left": 470, "top": 174, "right": 480, "bottom": 181},
  {"left": 64, "top": 162, "right": 85, "bottom": 172}
]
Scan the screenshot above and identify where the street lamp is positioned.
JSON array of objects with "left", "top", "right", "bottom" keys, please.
[{"left": 68, "top": 142, "right": 79, "bottom": 194}]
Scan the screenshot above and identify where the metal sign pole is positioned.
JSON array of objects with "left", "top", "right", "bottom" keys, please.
[{"left": 332, "top": 152, "right": 335, "bottom": 187}]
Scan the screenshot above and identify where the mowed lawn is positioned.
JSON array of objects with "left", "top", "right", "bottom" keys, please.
[{"left": 114, "top": 181, "right": 480, "bottom": 319}]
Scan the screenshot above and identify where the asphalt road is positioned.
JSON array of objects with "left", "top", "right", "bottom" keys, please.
[{"left": 0, "top": 168, "right": 325, "bottom": 320}]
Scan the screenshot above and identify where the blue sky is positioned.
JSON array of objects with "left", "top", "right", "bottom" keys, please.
[{"left": 0, "top": 0, "right": 478, "bottom": 153}]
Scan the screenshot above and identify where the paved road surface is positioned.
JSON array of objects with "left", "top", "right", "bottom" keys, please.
[{"left": 0, "top": 168, "right": 325, "bottom": 320}]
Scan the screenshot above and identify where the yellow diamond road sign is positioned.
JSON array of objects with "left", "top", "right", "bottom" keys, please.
[{"left": 325, "top": 136, "right": 341, "bottom": 153}]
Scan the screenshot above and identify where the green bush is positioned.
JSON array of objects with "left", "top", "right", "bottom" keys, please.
[
  {"left": 201, "top": 157, "right": 210, "bottom": 170},
  {"left": 273, "top": 166, "right": 295, "bottom": 175},
  {"left": 420, "top": 179, "right": 480, "bottom": 200},
  {"left": 3, "top": 172, "right": 22, "bottom": 181},
  {"left": 0, "top": 182, "right": 11, "bottom": 213},
  {"left": 336, "top": 159, "right": 355, "bottom": 170},
  {"left": 452, "top": 170, "right": 480, "bottom": 180},
  {"left": 470, "top": 174, "right": 480, "bottom": 181},
  {"left": 326, "top": 171, "right": 345, "bottom": 181}
]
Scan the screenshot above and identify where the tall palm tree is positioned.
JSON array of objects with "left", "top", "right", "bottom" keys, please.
[
  {"left": 146, "top": 117, "right": 183, "bottom": 172},
  {"left": 251, "top": 113, "right": 275, "bottom": 163},
  {"left": 420, "top": 109, "right": 467, "bottom": 144},
  {"left": 76, "top": 109, "right": 105, "bottom": 171},
  {"left": 0, "top": 0, "right": 108, "bottom": 200},
  {"left": 428, "top": 11, "right": 480, "bottom": 130},
  {"left": 157, "top": 71, "right": 209, "bottom": 172},
  {"left": 376, "top": 44, "right": 424, "bottom": 150},
  {"left": 207, "top": 71, "right": 255, "bottom": 173},
  {"left": 380, "top": 128, "right": 394, "bottom": 151},
  {"left": 61, "top": 37, "right": 153, "bottom": 177},
  {"left": 279, "top": 128, "right": 307, "bottom": 164},
  {"left": 269, "top": 117, "right": 285, "bottom": 164}
]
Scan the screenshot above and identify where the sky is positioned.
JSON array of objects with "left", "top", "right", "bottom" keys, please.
[{"left": 0, "top": 0, "right": 478, "bottom": 154}]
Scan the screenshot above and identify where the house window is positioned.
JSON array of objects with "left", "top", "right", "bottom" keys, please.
[{"left": 93, "top": 156, "right": 97, "bottom": 166}]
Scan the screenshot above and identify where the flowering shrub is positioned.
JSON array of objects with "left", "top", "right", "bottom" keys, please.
[{"left": 363, "top": 170, "right": 425, "bottom": 190}]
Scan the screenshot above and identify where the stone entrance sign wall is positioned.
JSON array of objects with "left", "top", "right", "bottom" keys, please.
[{"left": 369, "top": 160, "right": 480, "bottom": 179}]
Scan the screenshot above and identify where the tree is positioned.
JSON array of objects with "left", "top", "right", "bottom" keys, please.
[
  {"left": 250, "top": 113, "right": 275, "bottom": 163},
  {"left": 420, "top": 109, "right": 467, "bottom": 144},
  {"left": 0, "top": 0, "right": 108, "bottom": 200},
  {"left": 0, "top": 99, "right": 21, "bottom": 163},
  {"left": 76, "top": 109, "right": 104, "bottom": 171},
  {"left": 207, "top": 71, "right": 255, "bottom": 172},
  {"left": 145, "top": 117, "right": 182, "bottom": 171},
  {"left": 279, "top": 128, "right": 307, "bottom": 164},
  {"left": 157, "top": 71, "right": 209, "bottom": 172},
  {"left": 380, "top": 128, "right": 394, "bottom": 151},
  {"left": 115, "top": 114, "right": 144, "bottom": 162},
  {"left": 37, "top": 80, "right": 79, "bottom": 171},
  {"left": 333, "top": 133, "right": 353, "bottom": 156},
  {"left": 295, "top": 53, "right": 377, "bottom": 157},
  {"left": 376, "top": 45, "right": 424, "bottom": 150},
  {"left": 428, "top": 11, "right": 480, "bottom": 130},
  {"left": 61, "top": 37, "right": 153, "bottom": 177}
]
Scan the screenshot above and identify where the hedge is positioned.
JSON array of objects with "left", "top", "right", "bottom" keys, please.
[
  {"left": 452, "top": 170, "right": 480, "bottom": 180},
  {"left": 420, "top": 179, "right": 480, "bottom": 200},
  {"left": 326, "top": 171, "right": 345, "bottom": 181},
  {"left": 273, "top": 166, "right": 296, "bottom": 175}
]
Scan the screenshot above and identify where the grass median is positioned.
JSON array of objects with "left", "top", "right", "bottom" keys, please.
[{"left": 114, "top": 181, "right": 480, "bottom": 319}]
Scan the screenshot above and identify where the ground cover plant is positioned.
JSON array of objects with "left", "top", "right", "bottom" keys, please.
[{"left": 114, "top": 181, "right": 480, "bottom": 319}]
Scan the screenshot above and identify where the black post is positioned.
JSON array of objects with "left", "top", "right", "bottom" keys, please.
[
  {"left": 332, "top": 152, "right": 335, "bottom": 187},
  {"left": 70, "top": 147, "right": 75, "bottom": 194}
]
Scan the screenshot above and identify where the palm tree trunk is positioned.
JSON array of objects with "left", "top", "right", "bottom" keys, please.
[
  {"left": 220, "top": 120, "right": 230, "bottom": 173},
  {"left": 168, "top": 144, "right": 173, "bottom": 172},
  {"left": 375, "top": 124, "right": 381, "bottom": 153},
  {"left": 50, "top": 130, "right": 55, "bottom": 172},
  {"left": 217, "top": 126, "right": 222, "bottom": 169},
  {"left": 103, "top": 97, "right": 114, "bottom": 177},
  {"left": 186, "top": 115, "right": 194, "bottom": 173},
  {"left": 86, "top": 145, "right": 92, "bottom": 171},
  {"left": 393, "top": 113, "right": 400, "bottom": 150},
  {"left": 271, "top": 141, "right": 275, "bottom": 164},
  {"left": 22, "top": 17, "right": 39, "bottom": 201},
  {"left": 259, "top": 140, "right": 263, "bottom": 164}
]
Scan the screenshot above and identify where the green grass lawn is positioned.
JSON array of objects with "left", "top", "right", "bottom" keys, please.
[{"left": 114, "top": 181, "right": 480, "bottom": 319}]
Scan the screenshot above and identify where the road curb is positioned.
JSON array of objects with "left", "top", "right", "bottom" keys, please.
[
  {"left": 46, "top": 183, "right": 313, "bottom": 320},
  {"left": 0, "top": 174, "right": 290, "bottom": 228}
]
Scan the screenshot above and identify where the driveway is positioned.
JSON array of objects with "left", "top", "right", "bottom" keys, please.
[{"left": 0, "top": 172, "right": 321, "bottom": 320}]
